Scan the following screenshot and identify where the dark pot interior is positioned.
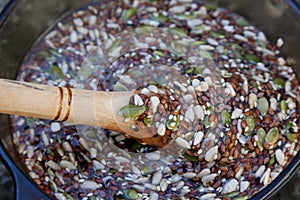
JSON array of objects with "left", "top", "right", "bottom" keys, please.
[{"left": 0, "top": 0, "right": 300, "bottom": 199}]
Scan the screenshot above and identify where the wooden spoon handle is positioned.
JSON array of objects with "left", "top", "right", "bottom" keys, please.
[{"left": 0, "top": 79, "right": 70, "bottom": 121}]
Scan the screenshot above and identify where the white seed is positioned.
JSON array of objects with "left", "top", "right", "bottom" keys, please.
[
  {"left": 80, "top": 180, "right": 100, "bottom": 190},
  {"left": 70, "top": 30, "right": 78, "bottom": 43},
  {"left": 205, "top": 146, "right": 218, "bottom": 162},
  {"left": 160, "top": 179, "right": 168, "bottom": 192},
  {"left": 27, "top": 145, "right": 34, "bottom": 159},
  {"left": 235, "top": 167, "right": 244, "bottom": 179},
  {"left": 207, "top": 38, "right": 219, "bottom": 46},
  {"left": 171, "top": 174, "right": 182, "bottom": 183},
  {"left": 169, "top": 5, "right": 186, "bottom": 13},
  {"left": 260, "top": 168, "right": 271, "bottom": 186},
  {"left": 234, "top": 34, "right": 248, "bottom": 42},
  {"left": 222, "top": 178, "right": 239, "bottom": 194},
  {"left": 276, "top": 37, "right": 284, "bottom": 48},
  {"left": 278, "top": 57, "right": 286, "bottom": 66},
  {"left": 175, "top": 180, "right": 185, "bottom": 190},
  {"left": 73, "top": 18, "right": 83, "bottom": 26},
  {"left": 185, "top": 106, "right": 195, "bottom": 123},
  {"left": 46, "top": 160, "right": 62, "bottom": 171},
  {"left": 231, "top": 108, "right": 243, "bottom": 119},
  {"left": 240, "top": 181, "right": 250, "bottom": 193},
  {"left": 183, "top": 94, "right": 194, "bottom": 103},
  {"left": 249, "top": 93, "right": 257, "bottom": 109},
  {"left": 175, "top": 137, "right": 191, "bottom": 149},
  {"left": 270, "top": 98, "right": 278, "bottom": 111},
  {"left": 145, "top": 151, "right": 161, "bottom": 160},
  {"left": 62, "top": 141, "right": 72, "bottom": 152},
  {"left": 275, "top": 149, "right": 285, "bottom": 165},
  {"left": 255, "top": 165, "right": 266, "bottom": 178},
  {"left": 60, "top": 160, "right": 77, "bottom": 170},
  {"left": 225, "top": 82, "right": 236, "bottom": 97},
  {"left": 192, "top": 79, "right": 200, "bottom": 87},
  {"left": 133, "top": 184, "right": 145, "bottom": 192},
  {"left": 183, "top": 172, "right": 196, "bottom": 179},
  {"left": 92, "top": 160, "right": 105, "bottom": 170},
  {"left": 150, "top": 192, "right": 159, "bottom": 200},
  {"left": 152, "top": 171, "right": 163, "bottom": 185},
  {"left": 187, "top": 18, "right": 203, "bottom": 27},
  {"left": 198, "top": 168, "right": 211, "bottom": 178},
  {"left": 157, "top": 123, "right": 166, "bottom": 136},
  {"left": 224, "top": 25, "right": 235, "bottom": 33},
  {"left": 51, "top": 122, "right": 61, "bottom": 132},
  {"left": 141, "top": 88, "right": 150, "bottom": 95},
  {"left": 41, "top": 131, "right": 49, "bottom": 146},
  {"left": 88, "top": 15, "right": 97, "bottom": 26},
  {"left": 150, "top": 96, "right": 160, "bottom": 114},
  {"left": 193, "top": 131, "right": 204, "bottom": 146},
  {"left": 77, "top": 26, "right": 88, "bottom": 35},
  {"left": 201, "top": 173, "right": 218, "bottom": 185},
  {"left": 194, "top": 105, "right": 204, "bottom": 120},
  {"left": 200, "top": 193, "right": 217, "bottom": 200},
  {"left": 134, "top": 94, "right": 144, "bottom": 106},
  {"left": 89, "top": 148, "right": 97, "bottom": 159}
]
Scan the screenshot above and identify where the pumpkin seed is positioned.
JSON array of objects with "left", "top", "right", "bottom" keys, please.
[
  {"left": 257, "top": 97, "right": 269, "bottom": 115},
  {"left": 78, "top": 65, "right": 92, "bottom": 80},
  {"left": 124, "top": 188, "right": 139, "bottom": 200},
  {"left": 170, "top": 27, "right": 188, "bottom": 37},
  {"left": 286, "top": 121, "right": 299, "bottom": 142},
  {"left": 235, "top": 17, "right": 249, "bottom": 27},
  {"left": 257, "top": 128, "right": 266, "bottom": 151},
  {"left": 265, "top": 127, "right": 279, "bottom": 145},
  {"left": 113, "top": 83, "right": 128, "bottom": 91},
  {"left": 244, "top": 115, "right": 256, "bottom": 136},
  {"left": 183, "top": 151, "right": 198, "bottom": 162},
  {"left": 273, "top": 77, "right": 285, "bottom": 89},
  {"left": 143, "top": 116, "right": 153, "bottom": 127},
  {"left": 122, "top": 8, "right": 137, "bottom": 23},
  {"left": 50, "top": 65, "right": 63, "bottom": 80},
  {"left": 118, "top": 104, "right": 146, "bottom": 119},
  {"left": 280, "top": 100, "right": 287, "bottom": 114},
  {"left": 221, "top": 110, "right": 231, "bottom": 126},
  {"left": 245, "top": 54, "right": 260, "bottom": 63}
]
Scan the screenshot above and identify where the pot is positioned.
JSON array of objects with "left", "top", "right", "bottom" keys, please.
[{"left": 0, "top": 0, "right": 300, "bottom": 199}]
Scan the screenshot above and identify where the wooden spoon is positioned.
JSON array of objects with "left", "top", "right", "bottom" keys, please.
[{"left": 0, "top": 78, "right": 169, "bottom": 148}]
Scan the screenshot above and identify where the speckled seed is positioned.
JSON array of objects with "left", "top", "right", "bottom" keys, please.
[
  {"left": 275, "top": 149, "right": 285, "bottom": 165},
  {"left": 46, "top": 160, "right": 62, "bottom": 171},
  {"left": 205, "top": 146, "right": 218, "bottom": 162}
]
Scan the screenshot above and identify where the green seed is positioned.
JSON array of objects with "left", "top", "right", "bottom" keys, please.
[
  {"left": 286, "top": 121, "right": 299, "bottom": 142},
  {"left": 235, "top": 17, "right": 249, "bottom": 27},
  {"left": 26, "top": 117, "right": 35, "bottom": 128},
  {"left": 273, "top": 77, "right": 285, "bottom": 89},
  {"left": 63, "top": 192, "right": 75, "bottom": 200},
  {"left": 113, "top": 83, "right": 128, "bottom": 91},
  {"left": 130, "top": 70, "right": 144, "bottom": 78},
  {"left": 122, "top": 8, "right": 136, "bottom": 23},
  {"left": 78, "top": 65, "right": 92, "bottom": 80},
  {"left": 170, "top": 27, "right": 188, "bottom": 37},
  {"left": 265, "top": 127, "right": 279, "bottom": 145},
  {"left": 234, "top": 196, "right": 249, "bottom": 200},
  {"left": 280, "top": 100, "right": 287, "bottom": 114},
  {"left": 257, "top": 97, "right": 269, "bottom": 116},
  {"left": 183, "top": 152, "right": 198, "bottom": 162},
  {"left": 233, "top": 50, "right": 243, "bottom": 60},
  {"left": 143, "top": 116, "right": 153, "bottom": 127},
  {"left": 109, "top": 38, "right": 121, "bottom": 51},
  {"left": 118, "top": 104, "right": 146, "bottom": 119},
  {"left": 108, "top": 168, "right": 118, "bottom": 173},
  {"left": 36, "top": 51, "right": 50, "bottom": 58},
  {"left": 204, "top": 3, "right": 218, "bottom": 10},
  {"left": 124, "top": 189, "right": 138, "bottom": 200},
  {"left": 141, "top": 166, "right": 152, "bottom": 175},
  {"left": 114, "top": 194, "right": 125, "bottom": 200},
  {"left": 48, "top": 179, "right": 58, "bottom": 192},
  {"left": 245, "top": 54, "right": 261, "bottom": 63},
  {"left": 167, "top": 114, "right": 180, "bottom": 130},
  {"left": 244, "top": 115, "right": 256, "bottom": 135},
  {"left": 203, "top": 115, "right": 211, "bottom": 128},
  {"left": 221, "top": 110, "right": 231, "bottom": 126},
  {"left": 153, "top": 50, "right": 165, "bottom": 57},
  {"left": 268, "top": 156, "right": 276, "bottom": 167},
  {"left": 257, "top": 128, "right": 266, "bottom": 151},
  {"left": 50, "top": 65, "right": 63, "bottom": 80},
  {"left": 224, "top": 191, "right": 239, "bottom": 198}
]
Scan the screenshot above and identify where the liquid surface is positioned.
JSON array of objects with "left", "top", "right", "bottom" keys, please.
[{"left": 11, "top": 0, "right": 300, "bottom": 199}]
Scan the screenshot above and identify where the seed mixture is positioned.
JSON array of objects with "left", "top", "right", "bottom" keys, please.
[{"left": 11, "top": 0, "right": 300, "bottom": 200}]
